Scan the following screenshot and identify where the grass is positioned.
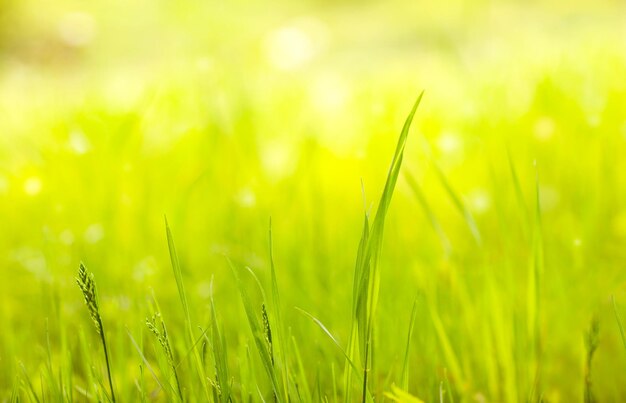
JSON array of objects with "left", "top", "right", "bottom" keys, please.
[
  {"left": 3, "top": 0, "right": 626, "bottom": 401},
  {"left": 76, "top": 263, "right": 116, "bottom": 402}
]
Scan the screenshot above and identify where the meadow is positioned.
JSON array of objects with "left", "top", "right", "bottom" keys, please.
[{"left": 2, "top": 0, "right": 626, "bottom": 401}]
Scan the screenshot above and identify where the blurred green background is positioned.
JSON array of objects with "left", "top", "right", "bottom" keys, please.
[{"left": 2, "top": 0, "right": 626, "bottom": 401}]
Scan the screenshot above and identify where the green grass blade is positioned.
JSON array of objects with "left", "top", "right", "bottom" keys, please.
[
  {"left": 295, "top": 306, "right": 371, "bottom": 401},
  {"left": 164, "top": 217, "right": 211, "bottom": 401},
  {"left": 227, "top": 258, "right": 282, "bottom": 401},
  {"left": 291, "top": 336, "right": 312, "bottom": 402},
  {"left": 19, "top": 362, "right": 41, "bottom": 403},
  {"left": 612, "top": 296, "right": 626, "bottom": 350},
  {"left": 527, "top": 163, "right": 543, "bottom": 384},
  {"left": 209, "top": 279, "right": 231, "bottom": 402},
  {"left": 405, "top": 170, "right": 451, "bottom": 256},
  {"left": 506, "top": 147, "right": 529, "bottom": 225},
  {"left": 354, "top": 92, "right": 423, "bottom": 400},
  {"left": 400, "top": 298, "right": 418, "bottom": 391},
  {"left": 431, "top": 161, "right": 482, "bottom": 246},
  {"left": 126, "top": 328, "right": 174, "bottom": 399},
  {"left": 268, "top": 219, "right": 290, "bottom": 400}
]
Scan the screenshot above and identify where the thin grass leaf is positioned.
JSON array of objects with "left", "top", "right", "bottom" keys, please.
[
  {"left": 507, "top": 147, "right": 530, "bottom": 225},
  {"left": 527, "top": 162, "right": 543, "bottom": 388},
  {"left": 209, "top": 278, "right": 231, "bottom": 402},
  {"left": 19, "top": 362, "right": 41, "bottom": 403},
  {"left": 164, "top": 217, "right": 211, "bottom": 401},
  {"left": 405, "top": 170, "right": 452, "bottom": 256},
  {"left": 291, "top": 336, "right": 312, "bottom": 402},
  {"left": 400, "top": 298, "right": 418, "bottom": 391},
  {"left": 126, "top": 328, "right": 174, "bottom": 400},
  {"left": 430, "top": 161, "right": 482, "bottom": 246},
  {"left": 444, "top": 369, "right": 455, "bottom": 403},
  {"left": 295, "top": 307, "right": 373, "bottom": 402},
  {"left": 429, "top": 303, "right": 464, "bottom": 386},
  {"left": 612, "top": 296, "right": 626, "bottom": 350},
  {"left": 268, "top": 219, "right": 291, "bottom": 400}
]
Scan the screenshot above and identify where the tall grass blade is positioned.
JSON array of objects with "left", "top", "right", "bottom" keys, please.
[
  {"left": 527, "top": 162, "right": 543, "bottom": 396},
  {"left": 164, "top": 217, "right": 211, "bottom": 401},
  {"left": 352, "top": 92, "right": 423, "bottom": 400},
  {"left": 268, "top": 218, "right": 291, "bottom": 400},
  {"left": 400, "top": 298, "right": 418, "bottom": 391}
]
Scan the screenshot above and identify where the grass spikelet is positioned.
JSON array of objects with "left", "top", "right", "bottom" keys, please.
[
  {"left": 146, "top": 312, "right": 183, "bottom": 400},
  {"left": 77, "top": 263, "right": 101, "bottom": 335},
  {"left": 76, "top": 263, "right": 116, "bottom": 402},
  {"left": 261, "top": 303, "right": 274, "bottom": 366}
]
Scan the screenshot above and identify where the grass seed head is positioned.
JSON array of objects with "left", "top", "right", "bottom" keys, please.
[
  {"left": 146, "top": 313, "right": 175, "bottom": 366},
  {"left": 76, "top": 263, "right": 102, "bottom": 335},
  {"left": 262, "top": 303, "right": 274, "bottom": 366}
]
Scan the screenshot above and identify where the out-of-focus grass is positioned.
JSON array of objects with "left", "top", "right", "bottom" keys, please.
[{"left": 2, "top": 0, "right": 626, "bottom": 401}]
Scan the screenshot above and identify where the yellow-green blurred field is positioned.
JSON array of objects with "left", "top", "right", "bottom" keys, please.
[{"left": 2, "top": 0, "right": 626, "bottom": 401}]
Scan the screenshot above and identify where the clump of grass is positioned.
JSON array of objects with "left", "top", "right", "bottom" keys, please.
[
  {"left": 583, "top": 316, "right": 600, "bottom": 403},
  {"left": 146, "top": 312, "right": 183, "bottom": 400},
  {"left": 76, "top": 263, "right": 116, "bottom": 402}
]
